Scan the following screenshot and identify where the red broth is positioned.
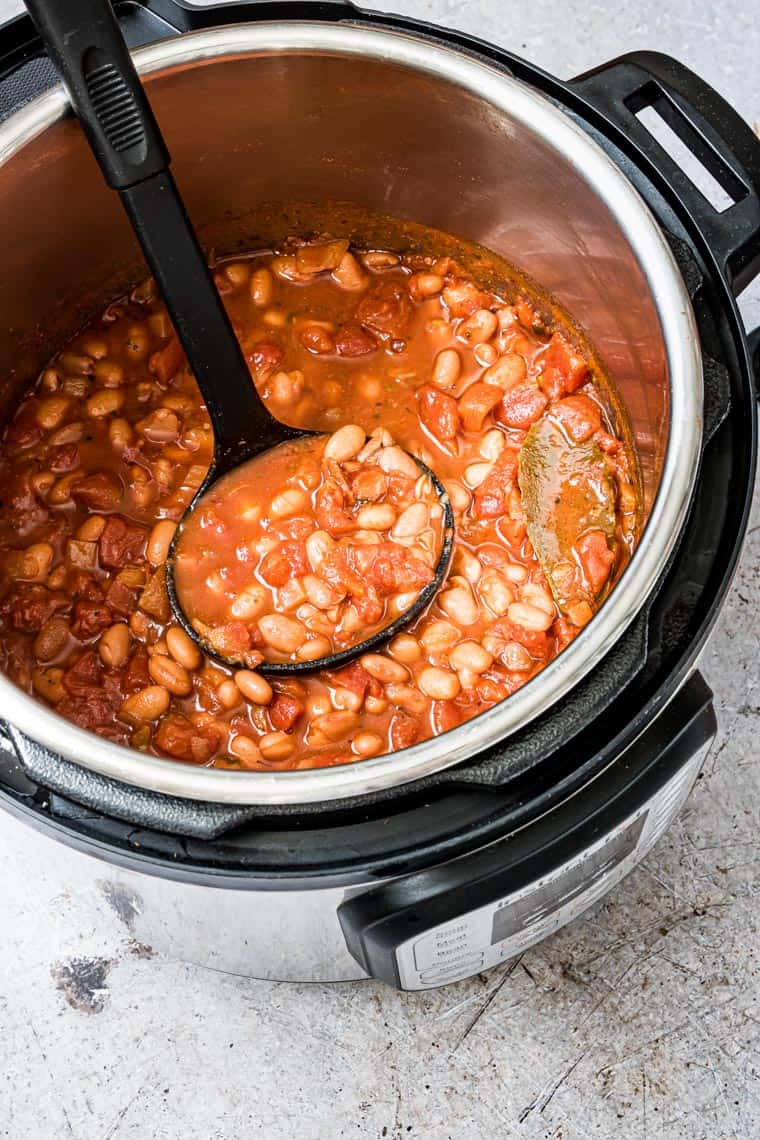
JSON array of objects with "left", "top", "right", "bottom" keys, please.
[{"left": 0, "top": 240, "right": 637, "bottom": 770}]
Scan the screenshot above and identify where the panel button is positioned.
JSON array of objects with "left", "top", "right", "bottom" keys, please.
[{"left": 413, "top": 922, "right": 476, "bottom": 970}]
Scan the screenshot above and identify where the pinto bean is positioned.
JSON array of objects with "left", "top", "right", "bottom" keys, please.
[
  {"left": 230, "top": 735, "right": 263, "bottom": 766},
  {"left": 250, "top": 266, "right": 274, "bottom": 306},
  {"left": 234, "top": 669, "right": 274, "bottom": 705},
  {"left": 353, "top": 731, "right": 385, "bottom": 757},
  {"left": 86, "top": 388, "right": 125, "bottom": 418},
  {"left": 360, "top": 654, "right": 409, "bottom": 684},
  {"left": 324, "top": 424, "right": 366, "bottom": 462},
  {"left": 166, "top": 625, "right": 202, "bottom": 670},
  {"left": 258, "top": 615, "right": 307, "bottom": 655},
  {"left": 33, "top": 616, "right": 70, "bottom": 662},
  {"left": 432, "top": 348, "right": 461, "bottom": 389},
  {"left": 148, "top": 654, "right": 193, "bottom": 696},
  {"left": 146, "top": 520, "right": 177, "bottom": 567},
  {"left": 259, "top": 732, "right": 296, "bottom": 761},
  {"left": 98, "top": 623, "right": 131, "bottom": 668},
  {"left": 418, "top": 666, "right": 461, "bottom": 700},
  {"left": 119, "top": 685, "right": 171, "bottom": 724}
]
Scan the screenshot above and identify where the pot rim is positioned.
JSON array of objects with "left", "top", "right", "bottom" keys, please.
[{"left": 0, "top": 21, "right": 702, "bottom": 805}]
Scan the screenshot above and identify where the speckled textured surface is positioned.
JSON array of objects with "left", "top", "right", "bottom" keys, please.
[{"left": 0, "top": 1, "right": 758, "bottom": 1137}]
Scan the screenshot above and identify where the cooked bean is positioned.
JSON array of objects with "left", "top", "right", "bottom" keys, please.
[
  {"left": 86, "top": 388, "right": 125, "bottom": 418},
  {"left": 76, "top": 516, "right": 106, "bottom": 542},
  {"left": 365, "top": 694, "right": 389, "bottom": 715},
  {"left": 234, "top": 669, "right": 274, "bottom": 705},
  {"left": 356, "top": 503, "right": 396, "bottom": 530},
  {"left": 454, "top": 548, "right": 482, "bottom": 584},
  {"left": 384, "top": 683, "right": 428, "bottom": 715},
  {"left": 120, "top": 685, "right": 171, "bottom": 724},
  {"left": 458, "top": 309, "right": 498, "bottom": 345},
  {"left": 333, "top": 251, "right": 366, "bottom": 291},
  {"left": 479, "top": 429, "right": 506, "bottom": 460},
  {"left": 250, "top": 266, "right": 274, "bottom": 306},
  {"left": 388, "top": 634, "right": 422, "bottom": 663},
  {"left": 442, "top": 479, "right": 471, "bottom": 513},
  {"left": 507, "top": 601, "right": 554, "bottom": 632},
  {"left": 32, "top": 666, "right": 66, "bottom": 704},
  {"left": 410, "top": 272, "right": 444, "bottom": 297},
  {"left": 419, "top": 621, "right": 461, "bottom": 655},
  {"left": 148, "top": 654, "right": 192, "bottom": 696},
  {"left": 49, "top": 421, "right": 85, "bottom": 446},
  {"left": 353, "top": 731, "right": 385, "bottom": 757},
  {"left": 96, "top": 622, "right": 131, "bottom": 667},
  {"left": 324, "top": 423, "right": 366, "bottom": 462},
  {"left": 474, "top": 342, "right": 498, "bottom": 367},
  {"left": 305, "top": 530, "right": 336, "bottom": 569},
  {"left": 313, "top": 710, "right": 359, "bottom": 740},
  {"left": 94, "top": 360, "right": 125, "bottom": 388},
  {"left": 392, "top": 502, "right": 428, "bottom": 538},
  {"left": 360, "top": 653, "right": 409, "bottom": 684},
  {"left": 297, "top": 635, "right": 333, "bottom": 662},
  {"left": 377, "top": 446, "right": 419, "bottom": 479},
  {"left": 448, "top": 641, "right": 493, "bottom": 674},
  {"left": 108, "top": 417, "right": 133, "bottom": 451},
  {"left": 259, "top": 732, "right": 296, "bottom": 761},
  {"left": 362, "top": 250, "right": 400, "bottom": 270},
  {"left": 229, "top": 586, "right": 268, "bottom": 621},
  {"left": 479, "top": 570, "right": 514, "bottom": 615},
  {"left": 483, "top": 353, "right": 527, "bottom": 389},
  {"left": 521, "top": 582, "right": 555, "bottom": 616},
  {"left": 270, "top": 487, "right": 309, "bottom": 519},
  {"left": 502, "top": 641, "right": 534, "bottom": 672},
  {"left": 160, "top": 626, "right": 201, "bottom": 671},
  {"left": 300, "top": 575, "right": 342, "bottom": 610},
  {"left": 224, "top": 261, "right": 250, "bottom": 287},
  {"left": 230, "top": 735, "right": 263, "bottom": 766},
  {"left": 146, "top": 520, "right": 177, "bottom": 567},
  {"left": 418, "top": 666, "right": 461, "bottom": 700},
  {"left": 216, "top": 679, "right": 242, "bottom": 709},
  {"left": 439, "top": 586, "right": 479, "bottom": 626},
  {"left": 258, "top": 615, "right": 306, "bottom": 654},
  {"left": 36, "top": 395, "right": 71, "bottom": 430},
  {"left": 432, "top": 348, "right": 461, "bottom": 389},
  {"left": 33, "top": 617, "right": 69, "bottom": 662},
  {"left": 464, "top": 461, "right": 493, "bottom": 488}
]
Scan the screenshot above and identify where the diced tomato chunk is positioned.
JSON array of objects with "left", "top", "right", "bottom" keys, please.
[
  {"left": 99, "top": 516, "right": 147, "bottom": 569},
  {"left": 389, "top": 711, "right": 422, "bottom": 750},
  {"left": 71, "top": 599, "right": 112, "bottom": 640},
  {"left": 366, "top": 543, "right": 433, "bottom": 595},
  {"left": 315, "top": 482, "right": 355, "bottom": 536},
  {"left": 149, "top": 336, "right": 184, "bottom": 384},
  {"left": 539, "top": 333, "right": 589, "bottom": 400},
  {"left": 357, "top": 280, "right": 412, "bottom": 339},
  {"left": 319, "top": 548, "right": 366, "bottom": 598},
  {"left": 458, "top": 382, "right": 504, "bottom": 432},
  {"left": 326, "top": 661, "right": 372, "bottom": 700},
  {"left": 472, "top": 448, "right": 518, "bottom": 520},
  {"left": 269, "top": 692, "right": 305, "bottom": 733},
  {"left": 552, "top": 394, "right": 602, "bottom": 442},
  {"left": 432, "top": 700, "right": 464, "bottom": 734},
  {"left": 154, "top": 713, "right": 222, "bottom": 763},
  {"left": 417, "top": 384, "right": 460, "bottom": 443},
  {"left": 577, "top": 530, "right": 615, "bottom": 595},
  {"left": 496, "top": 385, "right": 548, "bottom": 431},
  {"left": 122, "top": 648, "right": 151, "bottom": 692},
  {"left": 71, "top": 471, "right": 123, "bottom": 511},
  {"left": 259, "top": 541, "right": 308, "bottom": 587},
  {"left": 0, "top": 584, "right": 68, "bottom": 632}
]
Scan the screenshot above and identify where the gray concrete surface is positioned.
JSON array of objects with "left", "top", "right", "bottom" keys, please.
[{"left": 0, "top": 1, "right": 758, "bottom": 1137}]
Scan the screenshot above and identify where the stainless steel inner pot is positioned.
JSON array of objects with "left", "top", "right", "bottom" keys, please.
[{"left": 0, "top": 22, "right": 702, "bottom": 804}]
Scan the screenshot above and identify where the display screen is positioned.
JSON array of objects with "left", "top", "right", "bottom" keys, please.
[{"left": 491, "top": 813, "right": 646, "bottom": 945}]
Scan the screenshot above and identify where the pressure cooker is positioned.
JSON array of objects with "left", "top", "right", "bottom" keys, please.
[{"left": 0, "top": 0, "right": 756, "bottom": 989}]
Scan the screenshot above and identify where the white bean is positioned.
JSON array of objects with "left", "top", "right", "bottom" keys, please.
[
  {"left": 418, "top": 666, "right": 461, "bottom": 700},
  {"left": 258, "top": 615, "right": 307, "bottom": 654},
  {"left": 324, "top": 423, "right": 366, "bottom": 462},
  {"left": 448, "top": 641, "right": 493, "bottom": 674},
  {"left": 507, "top": 601, "right": 554, "bottom": 632}
]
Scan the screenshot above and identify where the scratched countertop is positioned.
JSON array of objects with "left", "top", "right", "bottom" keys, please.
[{"left": 0, "top": 1, "right": 758, "bottom": 1138}]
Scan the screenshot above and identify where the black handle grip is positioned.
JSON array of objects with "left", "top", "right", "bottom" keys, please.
[
  {"left": 571, "top": 51, "right": 760, "bottom": 297},
  {"left": 24, "top": 0, "right": 168, "bottom": 189}
]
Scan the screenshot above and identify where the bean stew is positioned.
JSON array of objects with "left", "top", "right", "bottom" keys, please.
[{"left": 0, "top": 237, "right": 638, "bottom": 770}]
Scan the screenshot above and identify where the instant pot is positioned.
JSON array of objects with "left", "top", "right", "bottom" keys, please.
[{"left": 0, "top": 0, "right": 757, "bottom": 989}]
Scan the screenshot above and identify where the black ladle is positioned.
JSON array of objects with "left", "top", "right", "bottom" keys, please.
[{"left": 27, "top": 0, "right": 454, "bottom": 675}]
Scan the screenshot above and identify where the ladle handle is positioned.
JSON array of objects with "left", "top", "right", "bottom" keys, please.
[{"left": 24, "top": 0, "right": 285, "bottom": 470}]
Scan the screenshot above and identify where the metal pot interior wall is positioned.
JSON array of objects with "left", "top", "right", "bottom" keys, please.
[{"left": 0, "top": 47, "right": 669, "bottom": 508}]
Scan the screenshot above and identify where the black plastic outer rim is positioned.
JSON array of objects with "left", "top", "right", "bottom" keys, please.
[{"left": 0, "top": 1, "right": 756, "bottom": 888}]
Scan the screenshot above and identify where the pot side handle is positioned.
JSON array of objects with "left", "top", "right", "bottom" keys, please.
[{"left": 569, "top": 51, "right": 760, "bottom": 299}]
